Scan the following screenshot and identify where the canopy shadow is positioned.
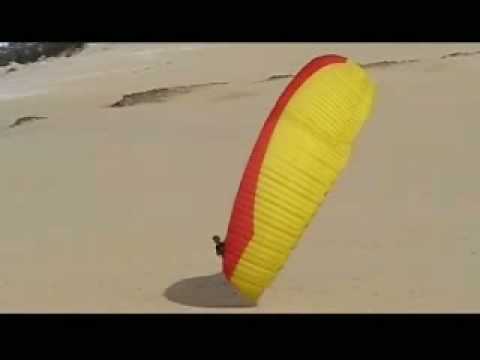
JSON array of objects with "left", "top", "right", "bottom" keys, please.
[{"left": 164, "top": 273, "right": 256, "bottom": 309}]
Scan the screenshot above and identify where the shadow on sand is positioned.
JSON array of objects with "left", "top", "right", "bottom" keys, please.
[{"left": 164, "top": 273, "right": 256, "bottom": 308}]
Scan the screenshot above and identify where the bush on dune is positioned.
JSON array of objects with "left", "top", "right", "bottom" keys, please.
[{"left": 0, "top": 42, "right": 86, "bottom": 67}]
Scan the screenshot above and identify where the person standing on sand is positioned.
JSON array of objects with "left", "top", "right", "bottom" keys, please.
[{"left": 212, "top": 235, "right": 225, "bottom": 257}]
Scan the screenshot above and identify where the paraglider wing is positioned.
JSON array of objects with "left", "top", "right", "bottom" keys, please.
[{"left": 222, "top": 54, "right": 376, "bottom": 301}]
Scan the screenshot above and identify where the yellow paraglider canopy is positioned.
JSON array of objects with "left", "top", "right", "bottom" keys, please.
[{"left": 220, "top": 54, "right": 376, "bottom": 301}]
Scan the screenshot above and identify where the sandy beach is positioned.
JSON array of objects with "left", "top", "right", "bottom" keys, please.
[{"left": 0, "top": 43, "right": 479, "bottom": 313}]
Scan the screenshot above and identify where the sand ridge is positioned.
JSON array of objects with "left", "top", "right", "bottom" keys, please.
[{"left": 8, "top": 115, "right": 48, "bottom": 128}]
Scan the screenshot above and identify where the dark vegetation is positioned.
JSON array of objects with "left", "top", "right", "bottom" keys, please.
[{"left": 0, "top": 43, "right": 85, "bottom": 67}]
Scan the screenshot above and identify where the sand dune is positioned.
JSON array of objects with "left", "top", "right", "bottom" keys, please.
[{"left": 0, "top": 43, "right": 479, "bottom": 313}]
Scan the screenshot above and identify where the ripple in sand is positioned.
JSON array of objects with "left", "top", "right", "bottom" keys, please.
[
  {"left": 261, "top": 74, "right": 294, "bottom": 82},
  {"left": 361, "top": 59, "right": 420, "bottom": 68},
  {"left": 109, "top": 81, "right": 229, "bottom": 108},
  {"left": 9, "top": 115, "right": 48, "bottom": 128},
  {"left": 440, "top": 50, "right": 480, "bottom": 59}
]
